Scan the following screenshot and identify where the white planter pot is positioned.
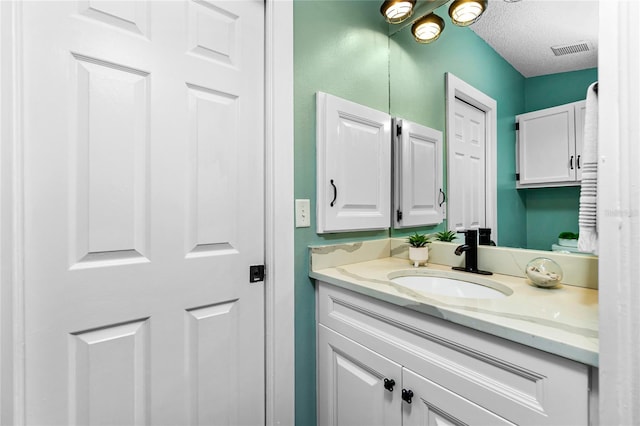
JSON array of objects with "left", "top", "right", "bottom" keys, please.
[
  {"left": 409, "top": 246, "right": 429, "bottom": 268},
  {"left": 558, "top": 238, "right": 578, "bottom": 247}
]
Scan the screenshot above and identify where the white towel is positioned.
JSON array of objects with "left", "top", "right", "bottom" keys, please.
[{"left": 578, "top": 82, "right": 598, "bottom": 254}]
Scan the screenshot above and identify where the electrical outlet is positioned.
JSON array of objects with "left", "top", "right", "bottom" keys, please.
[{"left": 295, "top": 199, "right": 311, "bottom": 227}]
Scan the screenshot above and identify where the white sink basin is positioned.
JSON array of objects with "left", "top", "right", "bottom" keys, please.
[{"left": 390, "top": 273, "right": 511, "bottom": 299}]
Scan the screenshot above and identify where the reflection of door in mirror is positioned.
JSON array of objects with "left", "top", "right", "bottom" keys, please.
[
  {"left": 445, "top": 73, "right": 497, "bottom": 242},
  {"left": 449, "top": 98, "right": 486, "bottom": 232}
]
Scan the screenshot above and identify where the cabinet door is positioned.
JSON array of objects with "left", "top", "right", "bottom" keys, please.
[
  {"left": 318, "top": 325, "right": 402, "bottom": 426},
  {"left": 394, "top": 119, "right": 443, "bottom": 228},
  {"left": 402, "top": 368, "right": 514, "bottom": 426},
  {"left": 574, "top": 100, "right": 587, "bottom": 182},
  {"left": 517, "top": 103, "right": 576, "bottom": 186},
  {"left": 316, "top": 92, "right": 391, "bottom": 233}
]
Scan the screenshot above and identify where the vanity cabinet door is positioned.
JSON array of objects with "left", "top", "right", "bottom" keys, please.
[
  {"left": 393, "top": 119, "right": 444, "bottom": 228},
  {"left": 402, "top": 368, "right": 514, "bottom": 426},
  {"left": 318, "top": 325, "right": 402, "bottom": 426},
  {"left": 316, "top": 92, "right": 392, "bottom": 233},
  {"left": 517, "top": 103, "right": 576, "bottom": 187}
]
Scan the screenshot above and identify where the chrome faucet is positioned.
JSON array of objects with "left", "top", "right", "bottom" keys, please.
[{"left": 453, "top": 229, "right": 493, "bottom": 275}]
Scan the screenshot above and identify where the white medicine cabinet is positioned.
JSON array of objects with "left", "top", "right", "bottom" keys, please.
[
  {"left": 316, "top": 92, "right": 392, "bottom": 233},
  {"left": 315, "top": 92, "right": 444, "bottom": 233},
  {"left": 516, "top": 100, "right": 586, "bottom": 188},
  {"left": 393, "top": 118, "right": 444, "bottom": 228}
]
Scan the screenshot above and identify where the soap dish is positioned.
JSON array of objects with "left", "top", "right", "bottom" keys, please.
[{"left": 526, "top": 257, "right": 563, "bottom": 288}]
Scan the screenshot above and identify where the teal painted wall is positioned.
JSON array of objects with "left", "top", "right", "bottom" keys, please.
[
  {"left": 522, "top": 68, "right": 598, "bottom": 250},
  {"left": 388, "top": 3, "right": 527, "bottom": 247},
  {"left": 294, "top": 1, "right": 390, "bottom": 424},
  {"left": 525, "top": 68, "right": 599, "bottom": 111}
]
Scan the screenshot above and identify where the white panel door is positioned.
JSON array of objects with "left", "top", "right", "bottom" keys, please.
[
  {"left": 517, "top": 103, "right": 576, "bottom": 185},
  {"left": 448, "top": 98, "right": 486, "bottom": 232},
  {"left": 402, "top": 368, "right": 515, "bottom": 426},
  {"left": 21, "top": 1, "right": 264, "bottom": 424},
  {"left": 316, "top": 92, "right": 391, "bottom": 233},
  {"left": 318, "top": 325, "right": 402, "bottom": 426},
  {"left": 394, "top": 119, "right": 443, "bottom": 228}
]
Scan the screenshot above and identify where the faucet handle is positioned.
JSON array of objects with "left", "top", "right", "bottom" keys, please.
[{"left": 463, "top": 229, "right": 478, "bottom": 245}]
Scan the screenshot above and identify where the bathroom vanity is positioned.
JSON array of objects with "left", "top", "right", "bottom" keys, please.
[{"left": 311, "top": 240, "right": 598, "bottom": 425}]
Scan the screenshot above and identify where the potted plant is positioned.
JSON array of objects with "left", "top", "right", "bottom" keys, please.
[
  {"left": 407, "top": 232, "right": 432, "bottom": 267},
  {"left": 558, "top": 231, "right": 579, "bottom": 247},
  {"left": 434, "top": 230, "right": 457, "bottom": 242}
]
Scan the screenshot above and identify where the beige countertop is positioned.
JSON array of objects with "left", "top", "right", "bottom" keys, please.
[{"left": 310, "top": 254, "right": 598, "bottom": 367}]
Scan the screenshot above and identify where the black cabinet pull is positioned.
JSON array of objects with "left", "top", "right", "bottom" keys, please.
[
  {"left": 383, "top": 378, "right": 395, "bottom": 392},
  {"left": 570, "top": 156, "right": 574, "bottom": 170},
  {"left": 438, "top": 188, "right": 446, "bottom": 207},
  {"left": 577, "top": 155, "right": 581, "bottom": 169},
  {"left": 402, "top": 389, "right": 414, "bottom": 404},
  {"left": 330, "top": 179, "right": 337, "bottom": 207}
]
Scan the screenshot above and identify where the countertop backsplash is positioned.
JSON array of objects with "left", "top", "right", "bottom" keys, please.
[{"left": 311, "top": 238, "right": 598, "bottom": 290}]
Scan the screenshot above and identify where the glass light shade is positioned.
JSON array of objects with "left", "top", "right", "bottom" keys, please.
[
  {"left": 449, "top": 0, "right": 488, "bottom": 26},
  {"left": 380, "top": 0, "right": 416, "bottom": 24},
  {"left": 411, "top": 13, "right": 445, "bottom": 44}
]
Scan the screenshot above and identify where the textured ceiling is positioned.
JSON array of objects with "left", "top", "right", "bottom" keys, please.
[{"left": 469, "top": 0, "right": 599, "bottom": 78}]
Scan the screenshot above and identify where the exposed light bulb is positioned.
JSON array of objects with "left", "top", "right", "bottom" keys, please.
[
  {"left": 449, "top": 0, "right": 488, "bottom": 27},
  {"left": 380, "top": 0, "right": 416, "bottom": 24},
  {"left": 411, "top": 13, "right": 445, "bottom": 44}
]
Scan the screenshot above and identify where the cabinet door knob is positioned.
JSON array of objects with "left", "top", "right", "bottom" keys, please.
[
  {"left": 402, "top": 389, "right": 414, "bottom": 404},
  {"left": 383, "top": 378, "right": 395, "bottom": 392}
]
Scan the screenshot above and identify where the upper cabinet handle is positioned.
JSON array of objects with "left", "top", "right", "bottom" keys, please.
[
  {"left": 330, "top": 179, "right": 337, "bottom": 207},
  {"left": 577, "top": 155, "right": 581, "bottom": 169},
  {"left": 570, "top": 155, "right": 574, "bottom": 170},
  {"left": 438, "top": 188, "right": 446, "bottom": 207}
]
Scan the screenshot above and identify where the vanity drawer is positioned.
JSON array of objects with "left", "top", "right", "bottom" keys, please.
[{"left": 317, "top": 281, "right": 590, "bottom": 425}]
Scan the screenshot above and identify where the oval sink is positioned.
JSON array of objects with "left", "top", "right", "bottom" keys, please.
[{"left": 390, "top": 274, "right": 511, "bottom": 299}]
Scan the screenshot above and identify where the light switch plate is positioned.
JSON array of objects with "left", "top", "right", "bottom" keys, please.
[{"left": 295, "top": 199, "right": 311, "bottom": 227}]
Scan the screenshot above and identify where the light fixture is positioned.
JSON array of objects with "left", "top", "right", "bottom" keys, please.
[
  {"left": 380, "top": 0, "right": 416, "bottom": 24},
  {"left": 448, "top": 0, "right": 488, "bottom": 27},
  {"left": 411, "top": 13, "right": 445, "bottom": 44}
]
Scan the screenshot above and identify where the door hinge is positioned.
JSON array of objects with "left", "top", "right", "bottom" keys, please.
[
  {"left": 397, "top": 210, "right": 403, "bottom": 222},
  {"left": 516, "top": 173, "right": 520, "bottom": 181},
  {"left": 515, "top": 122, "right": 520, "bottom": 131},
  {"left": 396, "top": 120, "right": 402, "bottom": 137},
  {"left": 250, "top": 265, "right": 265, "bottom": 283}
]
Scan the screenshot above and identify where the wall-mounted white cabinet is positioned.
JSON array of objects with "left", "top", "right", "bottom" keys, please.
[
  {"left": 317, "top": 282, "right": 595, "bottom": 426},
  {"left": 316, "top": 92, "right": 391, "bottom": 233},
  {"left": 516, "top": 100, "right": 586, "bottom": 188},
  {"left": 393, "top": 119, "right": 444, "bottom": 228}
]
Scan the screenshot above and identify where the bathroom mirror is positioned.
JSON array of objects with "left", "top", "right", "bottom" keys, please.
[{"left": 389, "top": 0, "right": 598, "bottom": 253}]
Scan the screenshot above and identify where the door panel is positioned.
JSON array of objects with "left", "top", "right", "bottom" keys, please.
[
  {"left": 69, "top": 319, "right": 150, "bottom": 426},
  {"left": 517, "top": 104, "right": 576, "bottom": 184},
  {"left": 449, "top": 98, "right": 486, "bottom": 232},
  {"left": 402, "top": 368, "right": 515, "bottom": 426},
  {"left": 318, "top": 325, "right": 402, "bottom": 426},
  {"left": 186, "top": 302, "right": 240, "bottom": 425},
  {"left": 394, "top": 119, "right": 443, "bottom": 228},
  {"left": 316, "top": 92, "right": 391, "bottom": 233},
  {"left": 69, "top": 53, "right": 150, "bottom": 267},
  {"left": 22, "top": 1, "right": 264, "bottom": 424}
]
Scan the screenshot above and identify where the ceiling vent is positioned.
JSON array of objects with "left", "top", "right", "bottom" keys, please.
[{"left": 550, "top": 42, "right": 591, "bottom": 56}]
